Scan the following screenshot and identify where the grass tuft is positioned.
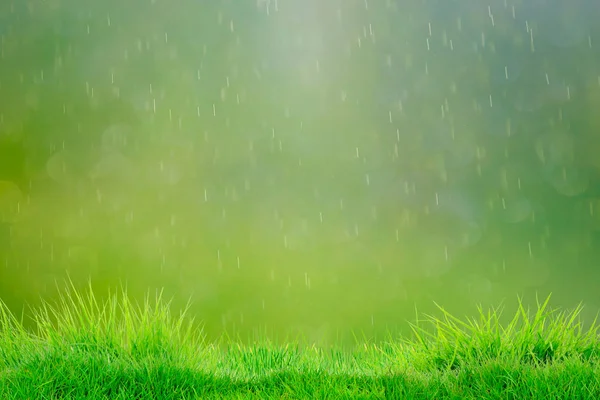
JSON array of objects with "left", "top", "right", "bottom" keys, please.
[
  {"left": 0, "top": 280, "right": 599, "bottom": 399},
  {"left": 407, "top": 294, "right": 599, "bottom": 373}
]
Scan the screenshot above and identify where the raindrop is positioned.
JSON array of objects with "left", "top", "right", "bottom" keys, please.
[
  {"left": 89, "top": 151, "right": 135, "bottom": 181},
  {"left": 0, "top": 181, "right": 22, "bottom": 223},
  {"left": 497, "top": 195, "right": 532, "bottom": 224},
  {"left": 136, "top": 228, "right": 165, "bottom": 263},
  {"left": 152, "top": 159, "right": 182, "bottom": 186},
  {"left": 64, "top": 245, "right": 98, "bottom": 271},
  {"left": 582, "top": 199, "right": 600, "bottom": 231},
  {"left": 459, "top": 274, "right": 493, "bottom": 301},
  {"left": 419, "top": 237, "right": 454, "bottom": 278},
  {"left": 101, "top": 124, "right": 132, "bottom": 151},
  {"left": 535, "top": 130, "right": 575, "bottom": 166},
  {"left": 544, "top": 164, "right": 589, "bottom": 197},
  {"left": 46, "top": 150, "right": 74, "bottom": 185},
  {"left": 426, "top": 190, "right": 486, "bottom": 248},
  {"left": 488, "top": 55, "right": 524, "bottom": 85}
]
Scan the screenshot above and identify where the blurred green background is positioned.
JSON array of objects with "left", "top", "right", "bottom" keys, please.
[{"left": 1, "top": 0, "right": 600, "bottom": 346}]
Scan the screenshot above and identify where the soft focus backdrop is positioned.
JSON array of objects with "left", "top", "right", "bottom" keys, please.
[{"left": 1, "top": 0, "right": 600, "bottom": 346}]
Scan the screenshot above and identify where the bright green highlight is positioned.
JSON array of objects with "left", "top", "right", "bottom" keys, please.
[{"left": 0, "top": 281, "right": 598, "bottom": 399}]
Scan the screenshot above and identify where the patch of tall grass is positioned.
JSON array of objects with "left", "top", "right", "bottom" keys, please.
[{"left": 0, "top": 280, "right": 598, "bottom": 399}]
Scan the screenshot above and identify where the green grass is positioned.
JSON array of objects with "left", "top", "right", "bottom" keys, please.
[{"left": 0, "top": 281, "right": 599, "bottom": 399}]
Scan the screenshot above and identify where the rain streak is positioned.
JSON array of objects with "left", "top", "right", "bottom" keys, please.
[{"left": 0, "top": 0, "right": 599, "bottom": 345}]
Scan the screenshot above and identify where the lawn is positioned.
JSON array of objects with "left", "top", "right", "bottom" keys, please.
[{"left": 0, "top": 280, "right": 598, "bottom": 399}]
